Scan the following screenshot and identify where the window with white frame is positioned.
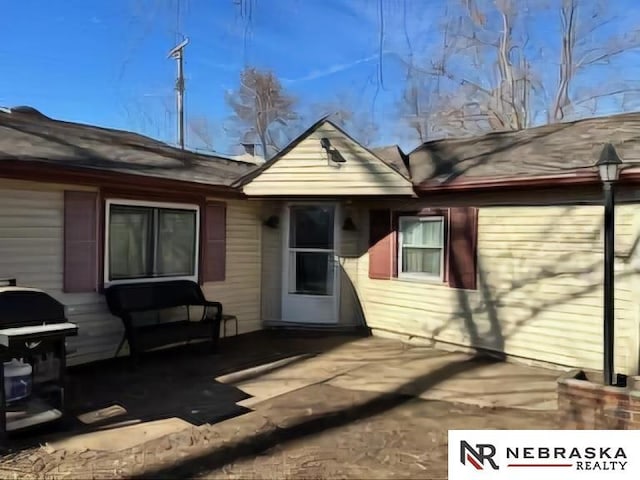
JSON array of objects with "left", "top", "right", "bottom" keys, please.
[
  {"left": 106, "top": 200, "right": 199, "bottom": 282},
  {"left": 398, "top": 216, "right": 445, "bottom": 279}
]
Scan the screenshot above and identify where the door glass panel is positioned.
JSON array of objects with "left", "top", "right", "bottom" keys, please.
[
  {"left": 289, "top": 206, "right": 334, "bottom": 249},
  {"left": 288, "top": 252, "right": 333, "bottom": 295}
]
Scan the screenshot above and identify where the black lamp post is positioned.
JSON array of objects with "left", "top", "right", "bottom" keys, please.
[{"left": 595, "top": 143, "right": 622, "bottom": 386}]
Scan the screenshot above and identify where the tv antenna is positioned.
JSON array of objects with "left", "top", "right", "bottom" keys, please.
[{"left": 168, "top": 37, "right": 189, "bottom": 149}]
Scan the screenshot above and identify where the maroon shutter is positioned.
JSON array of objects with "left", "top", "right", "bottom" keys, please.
[
  {"left": 447, "top": 207, "right": 478, "bottom": 290},
  {"left": 368, "top": 209, "right": 395, "bottom": 279},
  {"left": 202, "top": 201, "right": 227, "bottom": 283},
  {"left": 64, "top": 191, "right": 98, "bottom": 293}
]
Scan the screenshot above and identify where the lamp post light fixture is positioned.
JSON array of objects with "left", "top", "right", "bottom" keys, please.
[{"left": 595, "top": 143, "right": 623, "bottom": 386}]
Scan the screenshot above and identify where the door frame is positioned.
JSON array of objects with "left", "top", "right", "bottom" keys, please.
[{"left": 280, "top": 201, "right": 341, "bottom": 324}]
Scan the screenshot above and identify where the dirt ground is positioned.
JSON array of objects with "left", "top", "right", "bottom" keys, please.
[
  {"left": 0, "top": 332, "right": 562, "bottom": 479},
  {"left": 195, "top": 396, "right": 560, "bottom": 480},
  {"left": 192, "top": 400, "right": 556, "bottom": 480},
  {"left": 0, "top": 384, "right": 559, "bottom": 480}
]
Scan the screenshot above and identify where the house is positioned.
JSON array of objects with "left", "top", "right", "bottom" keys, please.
[
  {"left": 235, "top": 112, "right": 640, "bottom": 377},
  {"left": 2, "top": 105, "right": 640, "bottom": 377},
  {"left": 0, "top": 106, "right": 259, "bottom": 365}
]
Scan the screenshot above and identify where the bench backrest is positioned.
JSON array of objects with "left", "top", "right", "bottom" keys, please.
[{"left": 105, "top": 280, "right": 207, "bottom": 318}]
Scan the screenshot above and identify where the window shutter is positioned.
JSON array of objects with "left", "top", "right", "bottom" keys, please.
[
  {"left": 202, "top": 201, "right": 227, "bottom": 283},
  {"left": 368, "top": 209, "right": 395, "bottom": 279},
  {"left": 447, "top": 207, "right": 478, "bottom": 290},
  {"left": 64, "top": 191, "right": 98, "bottom": 293}
]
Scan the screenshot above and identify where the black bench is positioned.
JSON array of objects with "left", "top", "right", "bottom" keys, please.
[{"left": 105, "top": 280, "right": 223, "bottom": 364}]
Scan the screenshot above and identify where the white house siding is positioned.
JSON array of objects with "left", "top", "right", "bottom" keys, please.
[
  {"left": 201, "top": 197, "right": 263, "bottom": 335},
  {"left": 242, "top": 122, "right": 414, "bottom": 197},
  {"left": 0, "top": 179, "right": 120, "bottom": 366},
  {"left": 0, "top": 180, "right": 265, "bottom": 365},
  {"left": 260, "top": 201, "right": 282, "bottom": 322},
  {"left": 356, "top": 203, "right": 640, "bottom": 375}
]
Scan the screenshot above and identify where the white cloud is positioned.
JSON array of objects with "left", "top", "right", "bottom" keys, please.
[{"left": 282, "top": 53, "right": 380, "bottom": 84}]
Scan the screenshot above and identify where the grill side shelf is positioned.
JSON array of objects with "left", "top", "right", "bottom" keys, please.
[{"left": 0, "top": 323, "right": 78, "bottom": 347}]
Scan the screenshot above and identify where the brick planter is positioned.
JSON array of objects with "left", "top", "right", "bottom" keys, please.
[{"left": 558, "top": 370, "right": 640, "bottom": 429}]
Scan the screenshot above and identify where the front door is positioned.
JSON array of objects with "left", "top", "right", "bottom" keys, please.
[{"left": 281, "top": 203, "right": 339, "bottom": 324}]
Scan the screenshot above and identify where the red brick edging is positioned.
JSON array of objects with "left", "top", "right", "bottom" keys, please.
[{"left": 558, "top": 370, "right": 640, "bottom": 429}]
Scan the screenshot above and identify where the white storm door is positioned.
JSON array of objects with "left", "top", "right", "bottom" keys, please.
[{"left": 281, "top": 204, "right": 339, "bottom": 324}]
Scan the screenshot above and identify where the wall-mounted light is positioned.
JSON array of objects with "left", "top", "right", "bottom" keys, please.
[
  {"left": 342, "top": 216, "right": 357, "bottom": 231},
  {"left": 263, "top": 215, "right": 279, "bottom": 229},
  {"left": 320, "top": 137, "right": 346, "bottom": 164}
]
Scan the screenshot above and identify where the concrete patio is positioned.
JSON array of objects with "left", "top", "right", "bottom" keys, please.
[{"left": 220, "top": 335, "right": 560, "bottom": 411}]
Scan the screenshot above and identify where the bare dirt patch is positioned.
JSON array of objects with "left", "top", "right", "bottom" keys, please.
[{"left": 0, "top": 384, "right": 559, "bottom": 480}]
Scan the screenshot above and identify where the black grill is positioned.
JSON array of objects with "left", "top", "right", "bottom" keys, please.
[
  {"left": 0, "top": 278, "right": 78, "bottom": 448},
  {"left": 0, "top": 288, "right": 66, "bottom": 328}
]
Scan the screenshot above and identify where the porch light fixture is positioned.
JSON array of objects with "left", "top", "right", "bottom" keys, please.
[
  {"left": 320, "top": 137, "right": 346, "bottom": 164},
  {"left": 263, "top": 215, "right": 279, "bottom": 229},
  {"left": 342, "top": 216, "right": 357, "bottom": 231},
  {"left": 596, "top": 143, "right": 622, "bottom": 386},
  {"left": 596, "top": 143, "right": 623, "bottom": 183}
]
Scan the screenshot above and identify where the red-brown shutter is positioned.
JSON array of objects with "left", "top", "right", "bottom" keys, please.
[
  {"left": 64, "top": 191, "right": 98, "bottom": 293},
  {"left": 447, "top": 207, "right": 478, "bottom": 290},
  {"left": 368, "top": 209, "right": 395, "bottom": 279},
  {"left": 202, "top": 201, "right": 227, "bottom": 283}
]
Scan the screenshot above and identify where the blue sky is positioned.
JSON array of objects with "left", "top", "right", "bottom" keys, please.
[{"left": 1, "top": 0, "right": 640, "bottom": 155}]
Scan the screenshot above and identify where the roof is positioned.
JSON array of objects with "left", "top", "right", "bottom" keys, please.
[
  {"left": 371, "top": 145, "right": 411, "bottom": 179},
  {"left": 408, "top": 111, "right": 640, "bottom": 187},
  {"left": 0, "top": 107, "right": 257, "bottom": 187}
]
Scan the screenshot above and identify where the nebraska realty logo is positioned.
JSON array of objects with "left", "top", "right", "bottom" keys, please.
[{"left": 449, "top": 430, "right": 640, "bottom": 479}]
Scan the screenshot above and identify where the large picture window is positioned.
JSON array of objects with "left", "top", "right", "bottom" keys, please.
[
  {"left": 106, "top": 200, "right": 199, "bottom": 283},
  {"left": 398, "top": 216, "right": 445, "bottom": 280}
]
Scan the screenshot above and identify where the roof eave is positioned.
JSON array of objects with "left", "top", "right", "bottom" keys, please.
[
  {"left": 0, "top": 159, "right": 245, "bottom": 198},
  {"left": 414, "top": 168, "right": 640, "bottom": 193}
]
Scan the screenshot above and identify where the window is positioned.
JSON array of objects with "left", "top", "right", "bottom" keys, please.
[
  {"left": 105, "top": 200, "right": 199, "bottom": 283},
  {"left": 398, "top": 216, "right": 445, "bottom": 279}
]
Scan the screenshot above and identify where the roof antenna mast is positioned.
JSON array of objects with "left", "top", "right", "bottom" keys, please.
[{"left": 168, "top": 37, "right": 189, "bottom": 150}]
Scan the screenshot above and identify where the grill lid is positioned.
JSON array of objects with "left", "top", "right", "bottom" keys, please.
[{"left": 0, "top": 287, "right": 66, "bottom": 328}]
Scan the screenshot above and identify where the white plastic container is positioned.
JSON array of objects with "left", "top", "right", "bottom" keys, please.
[{"left": 3, "top": 358, "right": 32, "bottom": 403}]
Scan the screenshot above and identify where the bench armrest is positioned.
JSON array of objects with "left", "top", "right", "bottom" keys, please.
[{"left": 201, "top": 301, "right": 223, "bottom": 321}]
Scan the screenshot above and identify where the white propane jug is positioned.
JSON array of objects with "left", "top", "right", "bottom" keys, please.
[{"left": 4, "top": 358, "right": 33, "bottom": 403}]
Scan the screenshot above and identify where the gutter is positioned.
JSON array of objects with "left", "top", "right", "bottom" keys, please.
[{"left": 414, "top": 169, "right": 640, "bottom": 194}]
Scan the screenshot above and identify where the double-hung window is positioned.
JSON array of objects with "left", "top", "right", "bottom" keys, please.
[
  {"left": 105, "top": 200, "right": 199, "bottom": 284},
  {"left": 398, "top": 216, "right": 445, "bottom": 280}
]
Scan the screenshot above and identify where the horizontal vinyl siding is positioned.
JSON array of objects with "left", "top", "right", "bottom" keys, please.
[
  {"left": 0, "top": 181, "right": 264, "bottom": 365},
  {"left": 0, "top": 182, "right": 122, "bottom": 366},
  {"left": 260, "top": 202, "right": 282, "bottom": 322},
  {"left": 478, "top": 205, "right": 635, "bottom": 373},
  {"left": 202, "top": 198, "right": 262, "bottom": 334},
  {"left": 357, "top": 203, "right": 640, "bottom": 374},
  {"left": 243, "top": 123, "right": 413, "bottom": 197}
]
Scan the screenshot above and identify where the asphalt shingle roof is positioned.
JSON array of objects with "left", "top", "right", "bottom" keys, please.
[
  {"left": 0, "top": 107, "right": 257, "bottom": 186},
  {"left": 408, "top": 112, "right": 640, "bottom": 186}
]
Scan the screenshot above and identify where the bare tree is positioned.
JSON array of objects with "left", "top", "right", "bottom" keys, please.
[
  {"left": 398, "top": 2, "right": 458, "bottom": 142},
  {"left": 397, "top": 0, "right": 540, "bottom": 140},
  {"left": 188, "top": 115, "right": 216, "bottom": 151},
  {"left": 437, "top": 0, "right": 540, "bottom": 134},
  {"left": 400, "top": 0, "right": 640, "bottom": 142},
  {"left": 225, "top": 67, "right": 297, "bottom": 159},
  {"left": 550, "top": 0, "right": 640, "bottom": 122},
  {"left": 400, "top": 65, "right": 443, "bottom": 143}
]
